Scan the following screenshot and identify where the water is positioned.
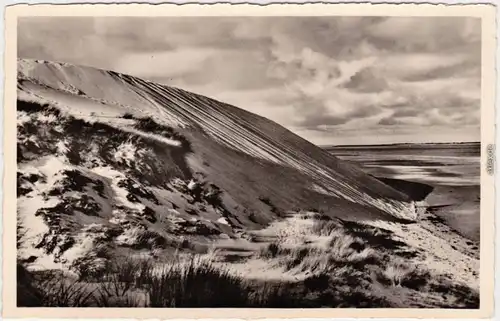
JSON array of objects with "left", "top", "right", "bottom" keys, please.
[{"left": 326, "top": 142, "right": 480, "bottom": 187}]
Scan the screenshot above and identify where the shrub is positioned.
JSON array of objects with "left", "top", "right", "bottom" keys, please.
[
  {"left": 122, "top": 112, "right": 135, "bottom": 119},
  {"left": 17, "top": 100, "right": 61, "bottom": 117}
]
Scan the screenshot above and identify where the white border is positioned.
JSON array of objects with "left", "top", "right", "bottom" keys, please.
[{"left": 1, "top": 1, "right": 498, "bottom": 320}]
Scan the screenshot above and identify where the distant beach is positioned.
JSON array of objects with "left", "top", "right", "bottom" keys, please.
[{"left": 326, "top": 142, "right": 480, "bottom": 241}]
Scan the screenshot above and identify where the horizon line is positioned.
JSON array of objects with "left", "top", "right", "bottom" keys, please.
[{"left": 321, "top": 141, "right": 481, "bottom": 148}]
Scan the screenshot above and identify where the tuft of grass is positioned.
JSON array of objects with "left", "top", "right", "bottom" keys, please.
[
  {"left": 376, "top": 260, "right": 431, "bottom": 290},
  {"left": 311, "top": 218, "right": 343, "bottom": 236},
  {"left": 146, "top": 256, "right": 248, "bottom": 307},
  {"left": 32, "top": 270, "right": 96, "bottom": 307},
  {"left": 260, "top": 242, "right": 283, "bottom": 258}
]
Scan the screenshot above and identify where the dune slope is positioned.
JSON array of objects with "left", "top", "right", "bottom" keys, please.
[{"left": 16, "top": 59, "right": 415, "bottom": 268}]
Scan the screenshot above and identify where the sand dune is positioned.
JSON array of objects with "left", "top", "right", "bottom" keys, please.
[{"left": 16, "top": 59, "right": 479, "bottom": 308}]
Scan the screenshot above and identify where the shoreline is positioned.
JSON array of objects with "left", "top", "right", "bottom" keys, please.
[{"left": 372, "top": 175, "right": 480, "bottom": 242}]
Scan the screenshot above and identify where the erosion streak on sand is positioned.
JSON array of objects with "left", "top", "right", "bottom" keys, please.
[{"left": 18, "top": 58, "right": 417, "bottom": 221}]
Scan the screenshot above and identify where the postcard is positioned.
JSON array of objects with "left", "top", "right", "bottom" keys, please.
[{"left": 3, "top": 2, "right": 496, "bottom": 319}]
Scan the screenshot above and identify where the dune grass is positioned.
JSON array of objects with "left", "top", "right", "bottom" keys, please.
[
  {"left": 17, "top": 255, "right": 273, "bottom": 307},
  {"left": 255, "top": 213, "right": 479, "bottom": 308},
  {"left": 17, "top": 211, "right": 480, "bottom": 309}
]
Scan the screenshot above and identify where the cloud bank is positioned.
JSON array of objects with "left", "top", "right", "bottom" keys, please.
[{"left": 18, "top": 16, "right": 481, "bottom": 145}]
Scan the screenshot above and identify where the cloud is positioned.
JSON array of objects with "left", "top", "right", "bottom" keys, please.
[
  {"left": 341, "top": 68, "right": 388, "bottom": 93},
  {"left": 17, "top": 16, "right": 481, "bottom": 145}
]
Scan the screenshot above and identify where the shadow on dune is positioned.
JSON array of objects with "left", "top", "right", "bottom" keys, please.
[{"left": 371, "top": 176, "right": 434, "bottom": 202}]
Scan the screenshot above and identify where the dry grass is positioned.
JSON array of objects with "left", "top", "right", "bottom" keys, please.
[
  {"left": 18, "top": 266, "right": 96, "bottom": 307},
  {"left": 259, "top": 215, "right": 380, "bottom": 274},
  {"left": 254, "top": 213, "right": 479, "bottom": 308},
  {"left": 18, "top": 255, "right": 274, "bottom": 307},
  {"left": 377, "top": 261, "right": 428, "bottom": 288},
  {"left": 17, "top": 211, "right": 480, "bottom": 308},
  {"left": 147, "top": 256, "right": 248, "bottom": 307}
]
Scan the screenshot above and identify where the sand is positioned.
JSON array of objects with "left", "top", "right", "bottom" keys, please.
[{"left": 425, "top": 185, "right": 480, "bottom": 242}]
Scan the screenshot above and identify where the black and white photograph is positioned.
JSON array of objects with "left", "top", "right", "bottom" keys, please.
[{"left": 4, "top": 3, "right": 496, "bottom": 316}]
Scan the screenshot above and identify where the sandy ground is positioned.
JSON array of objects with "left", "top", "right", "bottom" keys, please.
[{"left": 425, "top": 185, "right": 480, "bottom": 242}]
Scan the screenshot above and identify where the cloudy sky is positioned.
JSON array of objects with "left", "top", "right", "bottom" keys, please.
[{"left": 18, "top": 17, "right": 481, "bottom": 145}]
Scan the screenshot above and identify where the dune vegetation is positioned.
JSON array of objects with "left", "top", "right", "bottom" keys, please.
[{"left": 17, "top": 211, "right": 479, "bottom": 308}]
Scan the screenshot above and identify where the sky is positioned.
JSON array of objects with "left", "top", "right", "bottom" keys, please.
[{"left": 17, "top": 17, "right": 481, "bottom": 145}]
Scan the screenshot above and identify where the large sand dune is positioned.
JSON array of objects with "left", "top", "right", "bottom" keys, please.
[{"left": 16, "top": 59, "right": 479, "bottom": 308}]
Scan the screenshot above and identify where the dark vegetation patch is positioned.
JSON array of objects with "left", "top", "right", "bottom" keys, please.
[
  {"left": 298, "top": 270, "right": 392, "bottom": 308},
  {"left": 17, "top": 264, "right": 45, "bottom": 307},
  {"left": 285, "top": 247, "right": 311, "bottom": 270},
  {"left": 48, "top": 170, "right": 106, "bottom": 198},
  {"left": 260, "top": 242, "right": 284, "bottom": 258},
  {"left": 122, "top": 113, "right": 135, "bottom": 120},
  {"left": 400, "top": 269, "right": 431, "bottom": 290},
  {"left": 17, "top": 172, "right": 46, "bottom": 196},
  {"left": 310, "top": 217, "right": 342, "bottom": 235},
  {"left": 426, "top": 213, "right": 448, "bottom": 225},
  {"left": 36, "top": 194, "right": 102, "bottom": 219},
  {"left": 16, "top": 256, "right": 391, "bottom": 308},
  {"left": 302, "top": 212, "right": 331, "bottom": 221},
  {"left": 17, "top": 99, "right": 193, "bottom": 187},
  {"left": 83, "top": 224, "right": 124, "bottom": 242},
  {"left": 117, "top": 178, "right": 159, "bottom": 205},
  {"left": 428, "top": 278, "right": 479, "bottom": 308},
  {"left": 33, "top": 231, "right": 76, "bottom": 259},
  {"left": 72, "top": 255, "right": 109, "bottom": 282},
  {"left": 17, "top": 248, "right": 480, "bottom": 308},
  {"left": 120, "top": 113, "right": 192, "bottom": 152},
  {"left": 258, "top": 196, "right": 285, "bottom": 217},
  {"left": 18, "top": 264, "right": 97, "bottom": 307},
  {"left": 114, "top": 226, "right": 168, "bottom": 251},
  {"left": 29, "top": 193, "right": 105, "bottom": 257},
  {"left": 134, "top": 230, "right": 167, "bottom": 250},
  {"left": 17, "top": 100, "right": 61, "bottom": 116},
  {"left": 147, "top": 258, "right": 247, "bottom": 307},
  {"left": 176, "top": 220, "right": 222, "bottom": 236},
  {"left": 142, "top": 207, "right": 157, "bottom": 223},
  {"left": 17, "top": 103, "right": 65, "bottom": 162},
  {"left": 171, "top": 178, "right": 241, "bottom": 228},
  {"left": 185, "top": 207, "right": 199, "bottom": 216},
  {"left": 340, "top": 219, "right": 419, "bottom": 258}
]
